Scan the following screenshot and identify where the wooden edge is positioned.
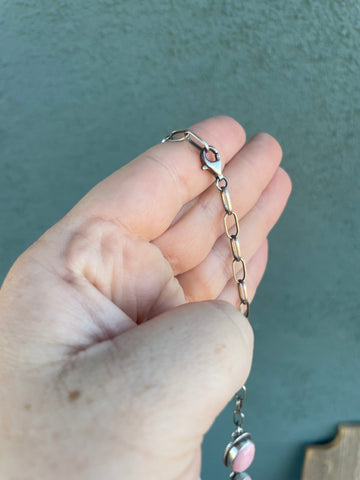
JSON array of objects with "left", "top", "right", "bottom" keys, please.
[{"left": 301, "top": 423, "right": 360, "bottom": 480}]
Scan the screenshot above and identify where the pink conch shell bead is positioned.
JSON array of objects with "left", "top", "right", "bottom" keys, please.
[{"left": 232, "top": 440, "right": 255, "bottom": 472}]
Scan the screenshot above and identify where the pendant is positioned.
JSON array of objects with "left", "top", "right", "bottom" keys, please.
[{"left": 223, "top": 431, "right": 255, "bottom": 474}]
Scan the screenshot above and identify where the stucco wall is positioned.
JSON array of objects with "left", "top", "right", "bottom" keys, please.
[{"left": 1, "top": 1, "right": 360, "bottom": 478}]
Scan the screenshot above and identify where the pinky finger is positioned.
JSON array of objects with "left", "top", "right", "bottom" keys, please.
[{"left": 217, "top": 239, "right": 269, "bottom": 308}]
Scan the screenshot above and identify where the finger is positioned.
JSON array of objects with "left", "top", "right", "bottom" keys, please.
[
  {"left": 154, "top": 133, "right": 283, "bottom": 275},
  {"left": 67, "top": 116, "right": 246, "bottom": 240},
  {"left": 70, "top": 300, "right": 253, "bottom": 479},
  {"left": 178, "top": 167, "right": 291, "bottom": 301},
  {"left": 218, "top": 239, "right": 268, "bottom": 306}
]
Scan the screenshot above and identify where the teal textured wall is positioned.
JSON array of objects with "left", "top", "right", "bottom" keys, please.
[{"left": 1, "top": 1, "right": 360, "bottom": 479}]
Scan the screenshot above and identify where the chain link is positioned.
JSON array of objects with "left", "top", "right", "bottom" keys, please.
[
  {"left": 162, "top": 129, "right": 250, "bottom": 439},
  {"left": 232, "top": 386, "right": 247, "bottom": 435},
  {"left": 232, "top": 258, "right": 247, "bottom": 283},
  {"left": 219, "top": 184, "right": 250, "bottom": 319},
  {"left": 230, "top": 236, "right": 241, "bottom": 261},
  {"left": 162, "top": 129, "right": 210, "bottom": 152},
  {"left": 220, "top": 187, "right": 233, "bottom": 214}
]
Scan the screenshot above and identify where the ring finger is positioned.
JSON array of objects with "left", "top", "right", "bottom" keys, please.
[{"left": 177, "top": 167, "right": 291, "bottom": 302}]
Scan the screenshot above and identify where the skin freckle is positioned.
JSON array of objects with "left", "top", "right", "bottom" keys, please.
[
  {"left": 24, "top": 403, "right": 31, "bottom": 411},
  {"left": 214, "top": 344, "right": 226, "bottom": 355},
  {"left": 68, "top": 390, "right": 82, "bottom": 402}
]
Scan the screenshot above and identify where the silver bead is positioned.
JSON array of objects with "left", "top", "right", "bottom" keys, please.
[{"left": 230, "top": 472, "right": 251, "bottom": 480}]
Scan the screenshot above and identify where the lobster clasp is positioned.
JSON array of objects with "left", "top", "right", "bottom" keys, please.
[{"left": 201, "top": 146, "right": 223, "bottom": 180}]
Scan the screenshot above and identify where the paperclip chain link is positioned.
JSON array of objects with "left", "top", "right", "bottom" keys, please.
[{"left": 162, "top": 129, "right": 250, "bottom": 318}]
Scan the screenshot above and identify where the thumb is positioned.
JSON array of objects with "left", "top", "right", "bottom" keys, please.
[
  {"left": 73, "top": 300, "right": 254, "bottom": 476},
  {"left": 124, "top": 300, "right": 254, "bottom": 435}
]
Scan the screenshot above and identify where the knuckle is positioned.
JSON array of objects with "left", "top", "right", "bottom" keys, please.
[
  {"left": 211, "top": 300, "right": 254, "bottom": 350},
  {"left": 62, "top": 216, "right": 124, "bottom": 277}
]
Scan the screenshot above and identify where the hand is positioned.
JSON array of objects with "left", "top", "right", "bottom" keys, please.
[{"left": 0, "top": 116, "right": 291, "bottom": 479}]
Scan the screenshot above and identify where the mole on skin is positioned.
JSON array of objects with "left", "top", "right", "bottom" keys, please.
[{"left": 68, "top": 390, "right": 81, "bottom": 402}]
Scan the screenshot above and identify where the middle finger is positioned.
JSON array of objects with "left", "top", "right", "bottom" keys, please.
[{"left": 153, "top": 132, "right": 283, "bottom": 275}]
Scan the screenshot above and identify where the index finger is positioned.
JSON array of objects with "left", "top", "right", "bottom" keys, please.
[{"left": 68, "top": 116, "right": 246, "bottom": 240}]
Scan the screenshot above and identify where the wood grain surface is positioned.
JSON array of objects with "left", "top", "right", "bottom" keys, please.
[{"left": 302, "top": 424, "right": 360, "bottom": 480}]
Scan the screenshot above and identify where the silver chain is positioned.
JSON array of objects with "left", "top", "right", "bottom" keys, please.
[
  {"left": 232, "top": 386, "right": 246, "bottom": 439},
  {"left": 162, "top": 129, "right": 250, "bottom": 318},
  {"left": 162, "top": 130, "right": 251, "bottom": 452}
]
